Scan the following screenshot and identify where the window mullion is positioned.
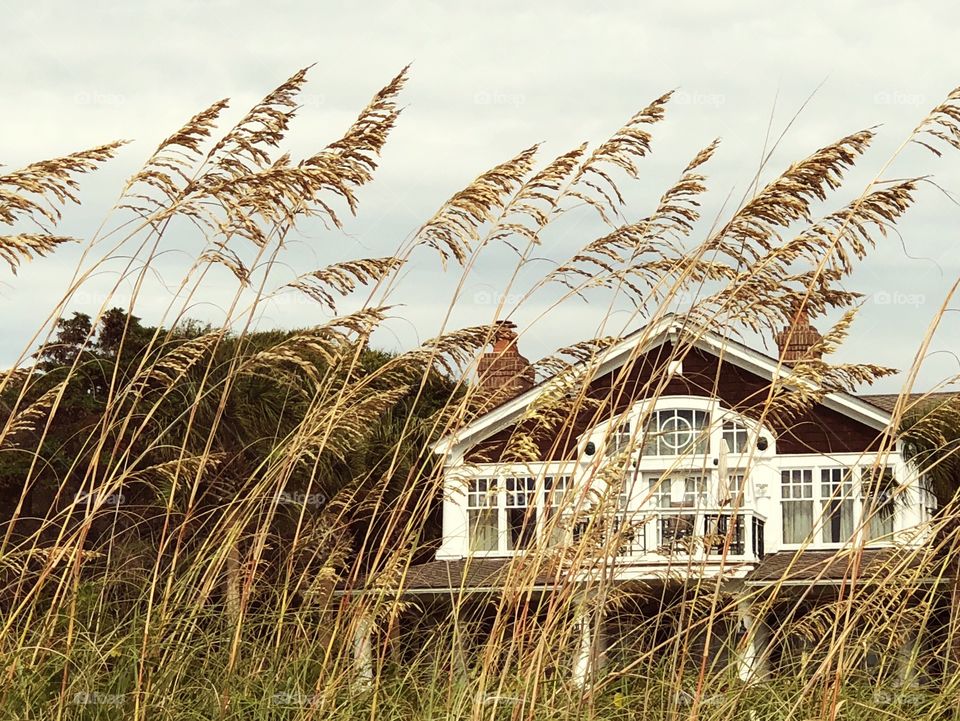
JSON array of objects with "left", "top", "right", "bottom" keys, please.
[
  {"left": 536, "top": 477, "right": 544, "bottom": 544},
  {"left": 854, "top": 466, "right": 863, "bottom": 538},
  {"left": 499, "top": 477, "right": 507, "bottom": 553}
]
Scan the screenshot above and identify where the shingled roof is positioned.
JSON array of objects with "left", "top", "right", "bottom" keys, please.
[
  {"left": 745, "top": 548, "right": 933, "bottom": 585},
  {"left": 375, "top": 557, "right": 561, "bottom": 593},
  {"left": 859, "top": 392, "right": 959, "bottom": 413}
]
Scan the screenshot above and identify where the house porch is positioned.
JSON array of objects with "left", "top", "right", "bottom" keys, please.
[{"left": 341, "top": 547, "right": 944, "bottom": 692}]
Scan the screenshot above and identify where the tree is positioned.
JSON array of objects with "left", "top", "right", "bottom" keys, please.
[
  {"left": 1, "top": 309, "right": 459, "bottom": 629},
  {"left": 37, "top": 312, "right": 92, "bottom": 370}
]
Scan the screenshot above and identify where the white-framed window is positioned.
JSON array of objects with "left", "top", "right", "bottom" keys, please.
[
  {"left": 468, "top": 473, "right": 575, "bottom": 553},
  {"left": 647, "top": 473, "right": 673, "bottom": 508},
  {"left": 779, "top": 462, "right": 909, "bottom": 546},
  {"left": 543, "top": 475, "right": 572, "bottom": 547},
  {"left": 683, "top": 475, "right": 709, "bottom": 506},
  {"left": 721, "top": 473, "right": 746, "bottom": 506},
  {"left": 505, "top": 476, "right": 538, "bottom": 550},
  {"left": 642, "top": 409, "right": 710, "bottom": 457},
  {"left": 861, "top": 466, "right": 896, "bottom": 541},
  {"left": 820, "top": 467, "right": 855, "bottom": 544},
  {"left": 544, "top": 474, "right": 571, "bottom": 508},
  {"left": 605, "top": 420, "right": 633, "bottom": 457},
  {"left": 722, "top": 420, "right": 749, "bottom": 454},
  {"left": 781, "top": 469, "right": 814, "bottom": 544},
  {"left": 644, "top": 472, "right": 710, "bottom": 508},
  {"left": 467, "top": 477, "right": 499, "bottom": 552}
]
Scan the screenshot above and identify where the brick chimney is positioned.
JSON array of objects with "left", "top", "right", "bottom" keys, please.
[
  {"left": 477, "top": 321, "right": 535, "bottom": 399},
  {"left": 775, "top": 306, "right": 823, "bottom": 363}
]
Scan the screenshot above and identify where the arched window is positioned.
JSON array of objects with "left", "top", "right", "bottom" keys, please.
[{"left": 642, "top": 409, "right": 710, "bottom": 456}]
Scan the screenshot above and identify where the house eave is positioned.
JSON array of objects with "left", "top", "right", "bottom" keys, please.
[{"left": 433, "top": 314, "right": 892, "bottom": 456}]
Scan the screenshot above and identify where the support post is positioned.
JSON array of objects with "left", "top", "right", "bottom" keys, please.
[
  {"left": 571, "top": 598, "right": 607, "bottom": 688},
  {"left": 896, "top": 629, "right": 920, "bottom": 687},
  {"left": 736, "top": 598, "right": 770, "bottom": 683},
  {"left": 352, "top": 615, "right": 374, "bottom": 687},
  {"left": 451, "top": 603, "right": 469, "bottom": 682},
  {"left": 572, "top": 609, "right": 594, "bottom": 687}
]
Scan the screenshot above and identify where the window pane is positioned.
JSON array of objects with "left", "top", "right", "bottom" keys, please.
[
  {"left": 723, "top": 420, "right": 749, "bottom": 454},
  {"left": 505, "top": 477, "right": 536, "bottom": 550},
  {"left": 863, "top": 467, "right": 896, "bottom": 541},
  {"left": 544, "top": 475, "right": 569, "bottom": 507},
  {"left": 507, "top": 507, "right": 536, "bottom": 550},
  {"left": 661, "top": 414, "right": 691, "bottom": 453},
  {"left": 649, "top": 475, "right": 672, "bottom": 507},
  {"left": 693, "top": 411, "right": 710, "bottom": 454},
  {"left": 683, "top": 475, "right": 707, "bottom": 506},
  {"left": 820, "top": 498, "right": 854, "bottom": 543},
  {"left": 781, "top": 469, "right": 814, "bottom": 543},
  {"left": 607, "top": 420, "right": 633, "bottom": 457},
  {"left": 729, "top": 474, "right": 744, "bottom": 494},
  {"left": 543, "top": 476, "right": 571, "bottom": 547},
  {"left": 868, "top": 507, "right": 894, "bottom": 540},
  {"left": 468, "top": 478, "right": 499, "bottom": 551},
  {"left": 469, "top": 508, "right": 499, "bottom": 551},
  {"left": 820, "top": 468, "right": 854, "bottom": 543},
  {"left": 642, "top": 412, "right": 660, "bottom": 455},
  {"left": 782, "top": 501, "right": 814, "bottom": 543}
]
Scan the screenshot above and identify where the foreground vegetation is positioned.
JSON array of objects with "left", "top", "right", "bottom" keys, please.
[{"left": 1, "top": 67, "right": 959, "bottom": 719}]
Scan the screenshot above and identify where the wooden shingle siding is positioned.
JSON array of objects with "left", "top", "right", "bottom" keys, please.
[{"left": 466, "top": 342, "right": 885, "bottom": 463}]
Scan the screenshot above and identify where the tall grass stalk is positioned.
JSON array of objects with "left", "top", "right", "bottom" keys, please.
[{"left": 0, "top": 69, "right": 959, "bottom": 720}]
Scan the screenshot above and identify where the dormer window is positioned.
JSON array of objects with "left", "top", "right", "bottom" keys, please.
[
  {"left": 779, "top": 463, "right": 901, "bottom": 546},
  {"left": 467, "top": 475, "right": 568, "bottom": 553},
  {"left": 642, "top": 409, "right": 710, "bottom": 456}
]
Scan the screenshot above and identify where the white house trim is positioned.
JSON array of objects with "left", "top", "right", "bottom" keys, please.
[{"left": 433, "top": 314, "right": 892, "bottom": 457}]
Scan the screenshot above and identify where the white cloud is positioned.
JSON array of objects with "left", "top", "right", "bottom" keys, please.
[{"left": 2, "top": 0, "right": 958, "bottom": 391}]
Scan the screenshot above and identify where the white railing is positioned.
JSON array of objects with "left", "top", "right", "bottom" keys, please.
[
  {"left": 568, "top": 508, "right": 767, "bottom": 563},
  {"left": 457, "top": 461, "right": 767, "bottom": 563}
]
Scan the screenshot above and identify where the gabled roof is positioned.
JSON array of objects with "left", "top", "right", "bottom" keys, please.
[{"left": 435, "top": 313, "right": 894, "bottom": 456}]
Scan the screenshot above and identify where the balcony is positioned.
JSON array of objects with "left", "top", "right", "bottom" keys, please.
[
  {"left": 570, "top": 508, "right": 766, "bottom": 564},
  {"left": 461, "top": 463, "right": 768, "bottom": 565}
]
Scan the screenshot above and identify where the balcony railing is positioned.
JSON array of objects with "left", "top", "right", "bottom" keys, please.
[{"left": 571, "top": 508, "right": 766, "bottom": 562}]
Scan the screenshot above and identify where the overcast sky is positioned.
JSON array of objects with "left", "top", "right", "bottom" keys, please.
[{"left": 2, "top": 1, "right": 959, "bottom": 394}]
